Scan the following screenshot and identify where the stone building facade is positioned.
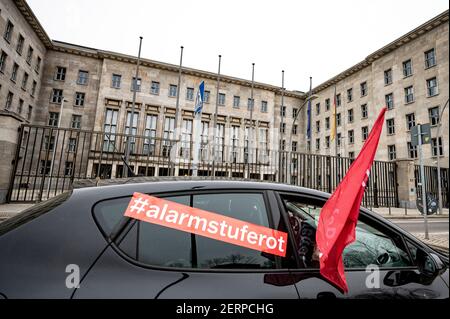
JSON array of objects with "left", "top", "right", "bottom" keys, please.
[{"left": 0, "top": 0, "right": 448, "bottom": 205}]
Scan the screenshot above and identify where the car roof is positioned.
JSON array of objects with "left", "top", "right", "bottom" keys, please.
[{"left": 73, "top": 176, "right": 331, "bottom": 199}]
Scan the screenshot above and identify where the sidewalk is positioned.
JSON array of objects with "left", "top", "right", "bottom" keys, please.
[
  {"left": 0, "top": 203, "right": 34, "bottom": 220},
  {"left": 371, "top": 207, "right": 449, "bottom": 220}
]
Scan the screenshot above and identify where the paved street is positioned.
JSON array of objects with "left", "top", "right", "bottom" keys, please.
[{"left": 391, "top": 218, "right": 449, "bottom": 235}]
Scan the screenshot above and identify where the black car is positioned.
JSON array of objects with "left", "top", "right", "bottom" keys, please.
[{"left": 0, "top": 178, "right": 448, "bottom": 299}]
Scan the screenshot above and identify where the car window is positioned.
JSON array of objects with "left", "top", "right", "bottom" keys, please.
[
  {"left": 93, "top": 196, "right": 131, "bottom": 236},
  {"left": 114, "top": 192, "right": 278, "bottom": 270},
  {"left": 192, "top": 193, "right": 276, "bottom": 269},
  {"left": 281, "top": 195, "right": 413, "bottom": 269}
]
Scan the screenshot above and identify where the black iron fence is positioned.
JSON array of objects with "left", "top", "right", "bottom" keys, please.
[
  {"left": 415, "top": 165, "right": 449, "bottom": 208},
  {"left": 8, "top": 124, "right": 398, "bottom": 207}
]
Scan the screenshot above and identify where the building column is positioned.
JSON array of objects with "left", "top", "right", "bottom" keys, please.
[
  {"left": 0, "top": 112, "right": 25, "bottom": 203},
  {"left": 395, "top": 159, "right": 417, "bottom": 208}
]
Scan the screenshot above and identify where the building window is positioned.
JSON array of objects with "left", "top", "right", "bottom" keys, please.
[
  {"left": 31, "top": 81, "right": 37, "bottom": 97},
  {"left": 325, "top": 117, "right": 330, "bottom": 130},
  {"left": 150, "top": 81, "right": 160, "bottom": 95},
  {"left": 204, "top": 91, "right": 210, "bottom": 103},
  {"left": 384, "top": 69, "right": 393, "bottom": 85},
  {"left": 26, "top": 46, "right": 33, "bottom": 65},
  {"left": 431, "top": 137, "right": 444, "bottom": 157},
  {"left": 218, "top": 93, "right": 226, "bottom": 106},
  {"left": 39, "top": 160, "right": 52, "bottom": 176},
  {"left": 325, "top": 136, "right": 330, "bottom": 148},
  {"left": 0, "top": 51, "right": 7, "bottom": 73},
  {"left": 27, "top": 105, "right": 33, "bottom": 120},
  {"left": 48, "top": 112, "right": 59, "bottom": 127},
  {"left": 316, "top": 120, "right": 320, "bottom": 133},
  {"left": 280, "top": 106, "right": 286, "bottom": 117},
  {"left": 337, "top": 133, "right": 342, "bottom": 147},
  {"left": 132, "top": 77, "right": 141, "bottom": 92},
  {"left": 360, "top": 82, "right": 368, "bottom": 97},
  {"left": 403, "top": 59, "right": 413, "bottom": 77},
  {"left": 293, "top": 124, "right": 298, "bottom": 135},
  {"left": 388, "top": 145, "right": 396, "bottom": 161},
  {"left": 406, "top": 113, "right": 416, "bottom": 131},
  {"left": 404, "top": 86, "right": 414, "bottom": 103},
  {"left": 4, "top": 20, "right": 14, "bottom": 43},
  {"left": 348, "top": 108, "right": 354, "bottom": 123},
  {"left": 247, "top": 98, "right": 254, "bottom": 110},
  {"left": 103, "top": 108, "right": 119, "bottom": 152},
  {"left": 261, "top": 101, "right": 268, "bottom": 113},
  {"left": 124, "top": 112, "right": 139, "bottom": 153},
  {"left": 169, "top": 85, "right": 178, "bottom": 97},
  {"left": 44, "top": 136, "right": 55, "bottom": 151},
  {"left": 35, "top": 57, "right": 41, "bottom": 73},
  {"left": 407, "top": 142, "right": 417, "bottom": 159},
  {"left": 386, "top": 118, "right": 395, "bottom": 135},
  {"left": 11, "top": 63, "right": 19, "bottom": 82},
  {"left": 16, "top": 34, "right": 24, "bottom": 55},
  {"left": 325, "top": 98, "right": 330, "bottom": 111},
  {"left": 424, "top": 48, "right": 436, "bottom": 68},
  {"left": 5, "top": 92, "right": 13, "bottom": 110},
  {"left": 51, "top": 89, "right": 64, "bottom": 104},
  {"left": 292, "top": 141, "right": 298, "bottom": 152},
  {"left": 428, "top": 107, "right": 440, "bottom": 126},
  {"left": 55, "top": 66, "right": 66, "bottom": 81},
  {"left": 362, "top": 126, "right": 369, "bottom": 141},
  {"left": 186, "top": 87, "right": 194, "bottom": 101},
  {"left": 68, "top": 138, "right": 77, "bottom": 153},
  {"left": 336, "top": 113, "right": 341, "bottom": 126},
  {"left": 77, "top": 70, "right": 89, "bottom": 85},
  {"left": 426, "top": 77, "right": 438, "bottom": 97},
  {"left": 162, "top": 117, "right": 175, "bottom": 156},
  {"left": 348, "top": 130, "right": 354, "bottom": 144},
  {"left": 336, "top": 94, "right": 341, "bottom": 107},
  {"left": 143, "top": 114, "right": 158, "bottom": 155},
  {"left": 214, "top": 124, "right": 225, "bottom": 161},
  {"left": 349, "top": 151, "right": 355, "bottom": 159},
  {"left": 71, "top": 115, "right": 82, "bottom": 129},
  {"left": 112, "top": 74, "right": 122, "bottom": 88},
  {"left": 233, "top": 96, "right": 240, "bottom": 108},
  {"left": 18, "top": 99, "right": 24, "bottom": 114},
  {"left": 180, "top": 119, "right": 193, "bottom": 158},
  {"left": 361, "top": 104, "right": 368, "bottom": 119},
  {"left": 280, "top": 123, "right": 286, "bottom": 134},
  {"left": 65, "top": 162, "right": 74, "bottom": 176},
  {"left": 316, "top": 103, "right": 320, "bottom": 115},
  {"left": 347, "top": 88, "right": 353, "bottom": 102},
  {"left": 231, "top": 126, "right": 240, "bottom": 163},
  {"left": 21, "top": 72, "right": 29, "bottom": 90},
  {"left": 292, "top": 108, "right": 298, "bottom": 118},
  {"left": 74, "top": 92, "right": 85, "bottom": 107},
  {"left": 385, "top": 93, "right": 394, "bottom": 110},
  {"left": 315, "top": 138, "right": 320, "bottom": 151}
]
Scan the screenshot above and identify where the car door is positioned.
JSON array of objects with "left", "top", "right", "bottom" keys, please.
[
  {"left": 276, "top": 191, "right": 449, "bottom": 299},
  {"left": 74, "top": 190, "right": 299, "bottom": 299}
]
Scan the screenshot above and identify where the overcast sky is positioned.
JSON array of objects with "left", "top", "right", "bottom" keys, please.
[{"left": 27, "top": 0, "right": 448, "bottom": 91}]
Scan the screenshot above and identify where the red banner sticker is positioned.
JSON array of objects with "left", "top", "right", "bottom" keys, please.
[{"left": 124, "top": 192, "right": 288, "bottom": 257}]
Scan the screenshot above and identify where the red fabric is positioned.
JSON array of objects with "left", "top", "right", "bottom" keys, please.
[{"left": 316, "top": 107, "right": 387, "bottom": 293}]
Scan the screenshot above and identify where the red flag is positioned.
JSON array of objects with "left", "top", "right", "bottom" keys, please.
[{"left": 316, "top": 107, "right": 387, "bottom": 293}]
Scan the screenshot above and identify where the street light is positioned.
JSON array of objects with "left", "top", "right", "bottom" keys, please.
[
  {"left": 46, "top": 98, "right": 68, "bottom": 198},
  {"left": 436, "top": 99, "right": 449, "bottom": 215},
  {"left": 286, "top": 94, "right": 319, "bottom": 184}
]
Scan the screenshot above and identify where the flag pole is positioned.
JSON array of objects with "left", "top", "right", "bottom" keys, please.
[
  {"left": 247, "top": 63, "right": 256, "bottom": 179},
  {"left": 124, "top": 36, "right": 143, "bottom": 178},
  {"left": 172, "top": 46, "right": 184, "bottom": 176},
  {"left": 211, "top": 55, "right": 222, "bottom": 178},
  {"left": 278, "top": 70, "right": 285, "bottom": 182}
]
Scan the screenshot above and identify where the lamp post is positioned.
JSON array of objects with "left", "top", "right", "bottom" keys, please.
[
  {"left": 46, "top": 97, "right": 68, "bottom": 198},
  {"left": 436, "top": 99, "right": 449, "bottom": 215},
  {"left": 286, "top": 94, "right": 319, "bottom": 185}
]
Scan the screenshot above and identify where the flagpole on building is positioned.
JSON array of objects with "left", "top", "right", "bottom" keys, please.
[
  {"left": 247, "top": 63, "right": 256, "bottom": 179},
  {"left": 124, "top": 36, "right": 143, "bottom": 178},
  {"left": 172, "top": 46, "right": 184, "bottom": 176},
  {"left": 307, "top": 76, "right": 313, "bottom": 154},
  {"left": 278, "top": 70, "right": 285, "bottom": 182},
  {"left": 211, "top": 55, "right": 222, "bottom": 178}
]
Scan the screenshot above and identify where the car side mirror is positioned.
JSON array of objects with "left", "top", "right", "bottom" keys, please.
[{"left": 417, "top": 248, "right": 440, "bottom": 277}]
